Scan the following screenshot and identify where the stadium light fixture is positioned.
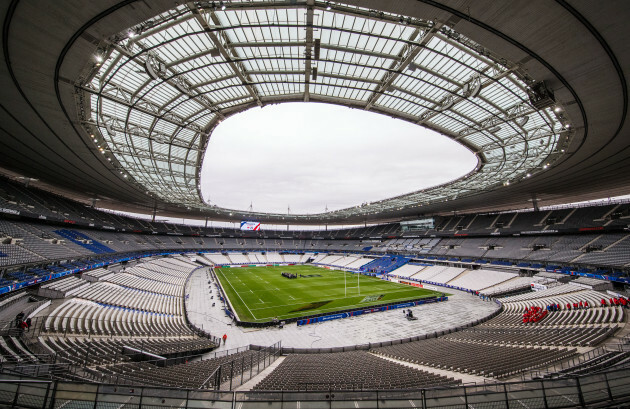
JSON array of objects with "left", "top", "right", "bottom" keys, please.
[
  {"left": 462, "top": 76, "right": 481, "bottom": 98},
  {"left": 514, "top": 115, "right": 529, "bottom": 127}
]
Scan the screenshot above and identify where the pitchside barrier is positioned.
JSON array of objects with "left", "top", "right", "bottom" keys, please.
[
  {"left": 296, "top": 296, "right": 448, "bottom": 326},
  {"left": 218, "top": 263, "right": 297, "bottom": 268}
]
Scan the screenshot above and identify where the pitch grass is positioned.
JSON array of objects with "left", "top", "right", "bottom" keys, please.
[{"left": 214, "top": 265, "right": 445, "bottom": 323}]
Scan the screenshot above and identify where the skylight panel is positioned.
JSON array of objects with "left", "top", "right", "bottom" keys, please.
[{"left": 82, "top": 3, "right": 569, "bottom": 217}]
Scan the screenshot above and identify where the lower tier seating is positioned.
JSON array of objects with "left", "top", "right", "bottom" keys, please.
[
  {"left": 372, "top": 339, "right": 576, "bottom": 379},
  {"left": 253, "top": 351, "right": 460, "bottom": 391},
  {"left": 92, "top": 349, "right": 265, "bottom": 389},
  {"left": 38, "top": 336, "right": 217, "bottom": 367}
]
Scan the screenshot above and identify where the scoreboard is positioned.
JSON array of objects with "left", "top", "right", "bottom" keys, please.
[{"left": 240, "top": 221, "right": 261, "bottom": 231}]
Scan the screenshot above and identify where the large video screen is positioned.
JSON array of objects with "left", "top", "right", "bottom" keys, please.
[
  {"left": 400, "top": 218, "right": 435, "bottom": 231},
  {"left": 240, "top": 221, "right": 261, "bottom": 231}
]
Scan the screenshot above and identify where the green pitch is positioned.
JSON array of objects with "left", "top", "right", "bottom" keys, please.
[{"left": 214, "top": 265, "right": 444, "bottom": 323}]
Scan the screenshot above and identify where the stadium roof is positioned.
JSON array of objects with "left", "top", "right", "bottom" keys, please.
[{"left": 1, "top": 1, "right": 629, "bottom": 224}]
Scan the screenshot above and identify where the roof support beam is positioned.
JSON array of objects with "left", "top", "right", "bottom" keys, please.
[
  {"left": 304, "top": 0, "right": 315, "bottom": 102},
  {"left": 165, "top": 47, "right": 220, "bottom": 68},
  {"left": 364, "top": 24, "right": 440, "bottom": 111},
  {"left": 191, "top": 7, "right": 263, "bottom": 107}
]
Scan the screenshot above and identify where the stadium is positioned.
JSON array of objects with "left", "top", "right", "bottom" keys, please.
[{"left": 0, "top": 0, "right": 630, "bottom": 407}]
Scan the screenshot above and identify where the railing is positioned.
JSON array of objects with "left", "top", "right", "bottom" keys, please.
[
  {"left": 201, "top": 342, "right": 282, "bottom": 390},
  {"left": 521, "top": 346, "right": 609, "bottom": 381},
  {"left": 0, "top": 362, "right": 69, "bottom": 379},
  {"left": 1, "top": 366, "right": 629, "bottom": 408},
  {"left": 0, "top": 342, "right": 280, "bottom": 392}
]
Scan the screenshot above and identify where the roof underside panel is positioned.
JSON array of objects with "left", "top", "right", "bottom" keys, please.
[{"left": 78, "top": 0, "right": 571, "bottom": 220}]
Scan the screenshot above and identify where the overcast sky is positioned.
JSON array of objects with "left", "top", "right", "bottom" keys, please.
[{"left": 200, "top": 102, "right": 477, "bottom": 214}]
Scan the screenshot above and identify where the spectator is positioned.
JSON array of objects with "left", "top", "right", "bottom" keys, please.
[
  {"left": 222, "top": 333, "right": 227, "bottom": 344},
  {"left": 601, "top": 298, "right": 607, "bottom": 307}
]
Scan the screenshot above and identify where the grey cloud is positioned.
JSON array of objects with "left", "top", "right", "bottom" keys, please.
[{"left": 201, "top": 103, "right": 476, "bottom": 214}]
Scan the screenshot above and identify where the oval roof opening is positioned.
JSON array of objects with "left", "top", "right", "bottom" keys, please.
[{"left": 200, "top": 102, "right": 478, "bottom": 214}]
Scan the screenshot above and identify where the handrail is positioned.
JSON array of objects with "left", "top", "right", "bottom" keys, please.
[{"left": 1, "top": 365, "right": 629, "bottom": 407}]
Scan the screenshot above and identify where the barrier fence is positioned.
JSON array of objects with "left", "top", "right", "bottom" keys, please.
[
  {"left": 1, "top": 342, "right": 282, "bottom": 392},
  {"left": 1, "top": 366, "right": 629, "bottom": 408}
]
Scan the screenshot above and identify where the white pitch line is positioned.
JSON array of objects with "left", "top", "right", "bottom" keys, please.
[
  {"left": 217, "top": 268, "right": 257, "bottom": 320},
  {"left": 249, "top": 291, "right": 432, "bottom": 313}
]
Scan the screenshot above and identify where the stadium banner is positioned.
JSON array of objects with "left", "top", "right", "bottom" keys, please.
[
  {"left": 400, "top": 280, "right": 423, "bottom": 288},
  {"left": 297, "top": 296, "right": 448, "bottom": 326},
  {"left": 240, "top": 221, "right": 261, "bottom": 231}
]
